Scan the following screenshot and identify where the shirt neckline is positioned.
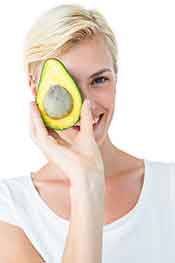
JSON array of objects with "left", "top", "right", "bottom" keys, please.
[{"left": 27, "top": 158, "right": 149, "bottom": 232}]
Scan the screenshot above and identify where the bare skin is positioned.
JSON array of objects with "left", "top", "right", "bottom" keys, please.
[
  {"left": 0, "top": 32, "right": 145, "bottom": 262},
  {"left": 31, "top": 152, "right": 145, "bottom": 226}
]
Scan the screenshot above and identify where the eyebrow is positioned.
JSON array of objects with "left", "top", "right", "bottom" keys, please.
[
  {"left": 68, "top": 68, "right": 112, "bottom": 83},
  {"left": 88, "top": 68, "right": 112, "bottom": 79}
]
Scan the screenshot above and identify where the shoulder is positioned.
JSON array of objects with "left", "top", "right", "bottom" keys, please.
[
  {"left": 0, "top": 175, "right": 26, "bottom": 200},
  {"left": 0, "top": 176, "right": 27, "bottom": 227},
  {"left": 145, "top": 159, "right": 174, "bottom": 177},
  {"left": 146, "top": 159, "right": 175, "bottom": 203},
  {"left": 0, "top": 175, "right": 29, "bottom": 197},
  {"left": 137, "top": 159, "right": 175, "bottom": 201}
]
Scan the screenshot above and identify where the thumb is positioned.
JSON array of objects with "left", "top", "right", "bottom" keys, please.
[{"left": 80, "top": 99, "right": 94, "bottom": 137}]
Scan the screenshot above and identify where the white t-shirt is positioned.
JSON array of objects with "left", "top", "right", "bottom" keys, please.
[{"left": 0, "top": 158, "right": 175, "bottom": 262}]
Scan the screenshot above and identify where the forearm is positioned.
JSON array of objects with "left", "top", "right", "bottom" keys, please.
[{"left": 61, "top": 175, "right": 105, "bottom": 263}]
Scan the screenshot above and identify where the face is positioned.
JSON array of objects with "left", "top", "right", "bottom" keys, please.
[{"left": 30, "top": 33, "right": 117, "bottom": 146}]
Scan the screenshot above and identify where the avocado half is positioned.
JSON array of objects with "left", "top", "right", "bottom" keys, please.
[{"left": 35, "top": 58, "right": 83, "bottom": 131}]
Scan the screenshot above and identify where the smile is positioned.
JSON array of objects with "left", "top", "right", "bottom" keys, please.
[{"left": 72, "top": 113, "right": 104, "bottom": 131}]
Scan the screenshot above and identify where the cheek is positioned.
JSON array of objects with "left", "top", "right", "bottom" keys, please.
[{"left": 94, "top": 87, "right": 115, "bottom": 107}]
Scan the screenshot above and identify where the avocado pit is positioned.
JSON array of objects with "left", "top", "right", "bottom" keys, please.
[{"left": 43, "top": 84, "right": 73, "bottom": 119}]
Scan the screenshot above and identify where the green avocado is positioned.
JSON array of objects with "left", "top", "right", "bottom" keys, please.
[{"left": 35, "top": 58, "right": 83, "bottom": 131}]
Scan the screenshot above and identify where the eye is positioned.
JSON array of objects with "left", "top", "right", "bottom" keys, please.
[{"left": 91, "top": 76, "right": 109, "bottom": 86}]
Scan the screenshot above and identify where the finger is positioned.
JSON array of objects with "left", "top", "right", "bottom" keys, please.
[
  {"left": 80, "top": 99, "right": 94, "bottom": 138},
  {"left": 47, "top": 128, "right": 70, "bottom": 148},
  {"left": 30, "top": 101, "right": 48, "bottom": 140},
  {"left": 31, "top": 101, "right": 68, "bottom": 147},
  {"left": 30, "top": 102, "right": 71, "bottom": 163},
  {"left": 29, "top": 109, "right": 36, "bottom": 139}
]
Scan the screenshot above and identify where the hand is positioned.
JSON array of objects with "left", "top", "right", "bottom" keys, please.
[{"left": 29, "top": 99, "right": 104, "bottom": 184}]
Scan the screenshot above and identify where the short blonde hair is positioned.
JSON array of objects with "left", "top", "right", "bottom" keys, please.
[{"left": 23, "top": 4, "right": 119, "bottom": 83}]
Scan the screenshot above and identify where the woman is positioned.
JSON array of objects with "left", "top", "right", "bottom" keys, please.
[{"left": 0, "top": 4, "right": 174, "bottom": 263}]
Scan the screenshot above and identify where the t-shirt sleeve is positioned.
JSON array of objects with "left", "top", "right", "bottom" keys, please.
[{"left": 0, "top": 179, "right": 19, "bottom": 226}]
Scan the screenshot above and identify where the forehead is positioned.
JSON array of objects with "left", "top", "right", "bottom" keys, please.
[{"left": 54, "top": 33, "right": 113, "bottom": 78}]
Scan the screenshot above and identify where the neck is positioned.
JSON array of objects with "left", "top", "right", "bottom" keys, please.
[{"left": 34, "top": 133, "right": 126, "bottom": 182}]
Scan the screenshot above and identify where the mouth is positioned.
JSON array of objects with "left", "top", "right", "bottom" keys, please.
[{"left": 72, "top": 113, "right": 105, "bottom": 131}]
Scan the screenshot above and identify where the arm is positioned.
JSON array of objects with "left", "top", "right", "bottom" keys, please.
[
  {"left": 0, "top": 220, "right": 46, "bottom": 263},
  {"left": 61, "top": 175, "right": 105, "bottom": 263}
]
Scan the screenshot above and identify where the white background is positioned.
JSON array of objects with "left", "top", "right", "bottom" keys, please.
[{"left": 0, "top": 0, "right": 175, "bottom": 179}]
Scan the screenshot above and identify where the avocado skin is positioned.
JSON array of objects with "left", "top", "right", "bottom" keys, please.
[{"left": 35, "top": 58, "right": 83, "bottom": 131}]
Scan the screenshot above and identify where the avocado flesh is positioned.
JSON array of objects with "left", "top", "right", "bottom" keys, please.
[{"left": 35, "top": 58, "right": 83, "bottom": 131}]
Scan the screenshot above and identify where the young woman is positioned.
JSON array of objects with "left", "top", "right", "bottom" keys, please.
[{"left": 0, "top": 4, "right": 174, "bottom": 263}]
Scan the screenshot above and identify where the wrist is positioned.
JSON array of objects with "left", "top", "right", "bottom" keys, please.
[{"left": 70, "top": 173, "right": 105, "bottom": 197}]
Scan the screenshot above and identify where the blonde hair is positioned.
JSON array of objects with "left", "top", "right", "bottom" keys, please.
[{"left": 23, "top": 4, "right": 119, "bottom": 83}]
